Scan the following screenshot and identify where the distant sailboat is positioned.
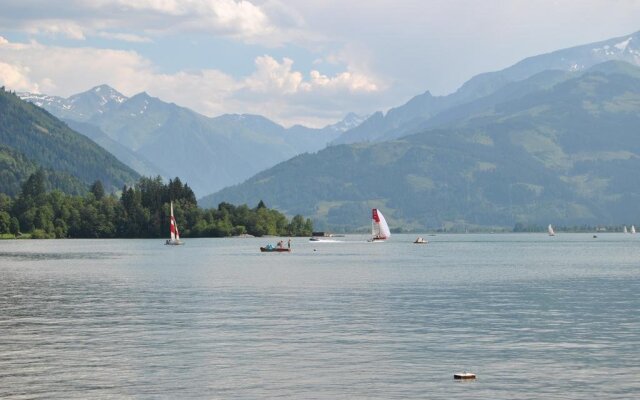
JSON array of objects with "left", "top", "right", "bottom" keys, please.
[
  {"left": 165, "top": 201, "right": 184, "bottom": 245},
  {"left": 548, "top": 224, "right": 555, "bottom": 236},
  {"left": 369, "top": 208, "right": 391, "bottom": 242},
  {"left": 632, "top": 225, "right": 636, "bottom": 234},
  {"left": 624, "top": 226, "right": 628, "bottom": 234}
]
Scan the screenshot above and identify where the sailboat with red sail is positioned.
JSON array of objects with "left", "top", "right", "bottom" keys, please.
[
  {"left": 369, "top": 208, "right": 391, "bottom": 242},
  {"left": 165, "top": 201, "right": 184, "bottom": 245}
]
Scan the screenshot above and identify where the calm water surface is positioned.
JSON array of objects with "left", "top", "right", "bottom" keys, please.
[{"left": 0, "top": 234, "right": 639, "bottom": 399}]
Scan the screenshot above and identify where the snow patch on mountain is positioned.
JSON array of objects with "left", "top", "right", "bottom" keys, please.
[
  {"left": 327, "top": 112, "right": 369, "bottom": 132},
  {"left": 593, "top": 36, "right": 637, "bottom": 58},
  {"left": 569, "top": 63, "right": 583, "bottom": 72},
  {"left": 91, "top": 85, "right": 127, "bottom": 106},
  {"left": 19, "top": 85, "right": 129, "bottom": 121},
  {"left": 614, "top": 37, "right": 632, "bottom": 51}
]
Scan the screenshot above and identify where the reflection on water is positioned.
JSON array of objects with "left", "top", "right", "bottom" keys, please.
[
  {"left": 0, "top": 234, "right": 639, "bottom": 399},
  {"left": 0, "top": 251, "right": 119, "bottom": 261}
]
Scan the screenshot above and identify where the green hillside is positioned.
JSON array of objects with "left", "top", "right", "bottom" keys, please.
[
  {"left": 201, "top": 63, "right": 640, "bottom": 231},
  {"left": 0, "top": 88, "right": 139, "bottom": 194},
  {"left": 0, "top": 144, "right": 87, "bottom": 197}
]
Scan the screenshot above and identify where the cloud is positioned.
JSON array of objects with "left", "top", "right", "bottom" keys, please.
[
  {"left": 110, "top": 0, "right": 275, "bottom": 38},
  {"left": 142, "top": 69, "right": 242, "bottom": 118},
  {"left": 245, "top": 55, "right": 379, "bottom": 95},
  {"left": 96, "top": 32, "right": 153, "bottom": 43},
  {"left": 108, "top": 0, "right": 317, "bottom": 46},
  {"left": 236, "top": 55, "right": 383, "bottom": 126},
  {"left": 0, "top": 0, "right": 307, "bottom": 46},
  {"left": 0, "top": 37, "right": 383, "bottom": 127},
  {"left": 0, "top": 61, "right": 39, "bottom": 92},
  {"left": 307, "top": 70, "right": 378, "bottom": 92},
  {"left": 245, "top": 56, "right": 303, "bottom": 94},
  {"left": 0, "top": 37, "right": 155, "bottom": 95},
  {"left": 23, "top": 20, "right": 87, "bottom": 40}
]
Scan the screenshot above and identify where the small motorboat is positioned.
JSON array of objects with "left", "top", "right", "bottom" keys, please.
[
  {"left": 310, "top": 237, "right": 340, "bottom": 243},
  {"left": 414, "top": 237, "right": 428, "bottom": 244},
  {"left": 260, "top": 244, "right": 291, "bottom": 252}
]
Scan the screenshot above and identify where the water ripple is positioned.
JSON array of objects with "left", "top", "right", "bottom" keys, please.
[{"left": 0, "top": 234, "right": 638, "bottom": 399}]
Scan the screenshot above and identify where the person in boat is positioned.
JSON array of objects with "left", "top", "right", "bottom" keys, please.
[
  {"left": 287, "top": 238, "right": 291, "bottom": 249},
  {"left": 277, "top": 240, "right": 284, "bottom": 249}
]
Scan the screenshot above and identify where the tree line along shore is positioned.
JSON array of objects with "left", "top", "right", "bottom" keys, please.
[{"left": 0, "top": 170, "right": 313, "bottom": 239}]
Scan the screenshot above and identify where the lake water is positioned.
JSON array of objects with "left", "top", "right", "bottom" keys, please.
[{"left": 1, "top": 233, "right": 639, "bottom": 399}]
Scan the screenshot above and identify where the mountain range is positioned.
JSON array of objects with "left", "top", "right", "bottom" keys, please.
[
  {"left": 7, "top": 30, "right": 640, "bottom": 231},
  {"left": 200, "top": 31, "right": 640, "bottom": 231},
  {"left": 19, "top": 87, "right": 366, "bottom": 197},
  {"left": 333, "top": 30, "right": 640, "bottom": 145}
]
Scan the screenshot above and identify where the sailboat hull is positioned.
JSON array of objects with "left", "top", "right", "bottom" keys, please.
[{"left": 165, "top": 239, "right": 184, "bottom": 245}]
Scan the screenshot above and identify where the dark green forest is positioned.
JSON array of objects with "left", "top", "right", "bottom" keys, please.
[
  {"left": 0, "top": 144, "right": 88, "bottom": 197},
  {"left": 0, "top": 171, "right": 313, "bottom": 239}
]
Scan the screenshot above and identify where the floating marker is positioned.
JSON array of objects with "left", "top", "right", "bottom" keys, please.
[{"left": 454, "top": 372, "right": 476, "bottom": 380}]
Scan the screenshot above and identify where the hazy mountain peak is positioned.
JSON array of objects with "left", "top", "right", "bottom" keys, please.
[
  {"left": 129, "top": 91, "right": 152, "bottom": 101},
  {"left": 18, "top": 84, "right": 130, "bottom": 121},
  {"left": 214, "top": 113, "right": 285, "bottom": 131},
  {"left": 92, "top": 84, "right": 119, "bottom": 93},
  {"left": 326, "top": 112, "right": 370, "bottom": 132},
  {"left": 74, "top": 84, "right": 127, "bottom": 103}
]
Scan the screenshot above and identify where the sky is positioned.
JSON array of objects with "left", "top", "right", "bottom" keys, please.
[{"left": 1, "top": 0, "right": 640, "bottom": 128}]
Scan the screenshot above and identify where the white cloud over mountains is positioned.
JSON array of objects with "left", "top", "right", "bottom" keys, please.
[
  {"left": 245, "top": 55, "right": 378, "bottom": 94},
  {"left": 0, "top": 36, "right": 380, "bottom": 127},
  {"left": 0, "top": 62, "right": 39, "bottom": 93}
]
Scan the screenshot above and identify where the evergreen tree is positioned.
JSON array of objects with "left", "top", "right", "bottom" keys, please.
[
  {"left": 21, "top": 169, "right": 46, "bottom": 199},
  {"left": 0, "top": 211, "right": 10, "bottom": 234},
  {"left": 0, "top": 193, "right": 12, "bottom": 212},
  {"left": 90, "top": 180, "right": 105, "bottom": 200},
  {"left": 9, "top": 217, "right": 20, "bottom": 235}
]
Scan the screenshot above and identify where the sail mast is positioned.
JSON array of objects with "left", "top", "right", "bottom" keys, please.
[{"left": 371, "top": 209, "right": 377, "bottom": 237}]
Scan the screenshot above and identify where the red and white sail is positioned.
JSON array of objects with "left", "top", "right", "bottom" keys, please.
[
  {"left": 371, "top": 208, "right": 391, "bottom": 240},
  {"left": 170, "top": 201, "right": 180, "bottom": 240}
]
